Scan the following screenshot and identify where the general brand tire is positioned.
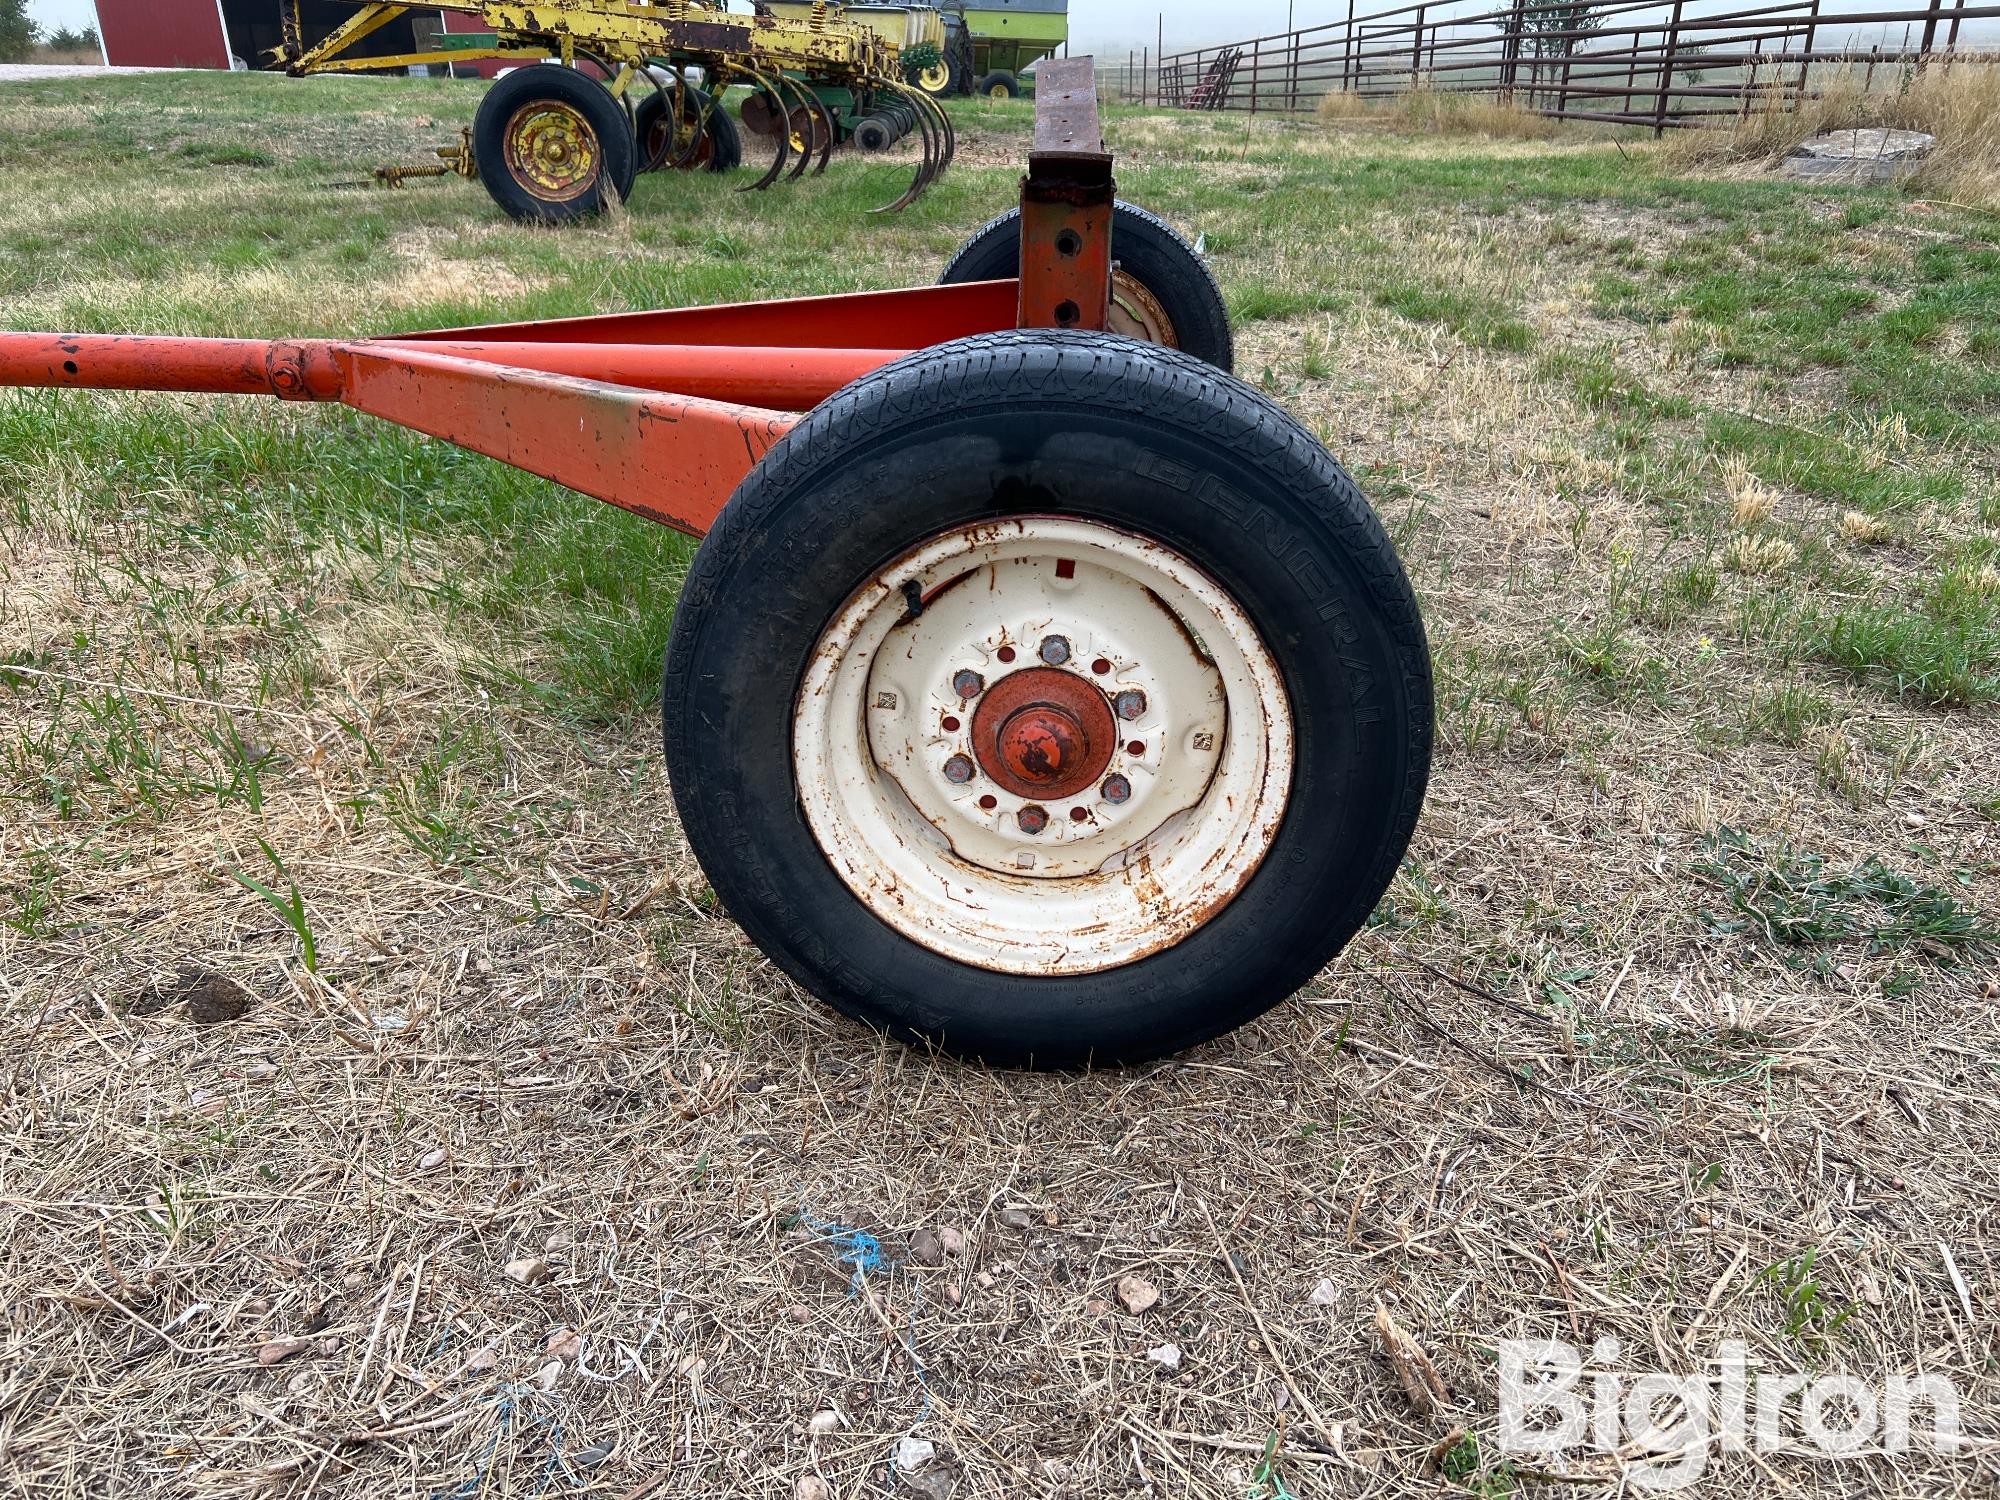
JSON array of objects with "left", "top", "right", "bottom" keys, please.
[
  {"left": 474, "top": 66, "right": 638, "bottom": 223},
  {"left": 634, "top": 84, "right": 741, "bottom": 173},
  {"left": 660, "top": 330, "right": 1432, "bottom": 1067},
  {"left": 938, "top": 200, "right": 1234, "bottom": 372},
  {"left": 978, "top": 69, "right": 1019, "bottom": 97}
]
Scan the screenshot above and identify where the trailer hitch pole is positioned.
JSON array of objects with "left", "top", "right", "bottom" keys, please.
[{"left": 0, "top": 333, "right": 346, "bottom": 401}]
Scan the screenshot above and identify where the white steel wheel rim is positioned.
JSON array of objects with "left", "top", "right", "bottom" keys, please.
[{"left": 792, "top": 515, "right": 1294, "bottom": 976}]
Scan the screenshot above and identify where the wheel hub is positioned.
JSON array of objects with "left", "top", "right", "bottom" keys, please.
[
  {"left": 503, "top": 102, "right": 600, "bottom": 201},
  {"left": 791, "top": 516, "right": 1294, "bottom": 975},
  {"left": 972, "top": 666, "right": 1116, "bottom": 799}
]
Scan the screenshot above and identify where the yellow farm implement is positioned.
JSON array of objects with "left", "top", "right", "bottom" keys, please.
[{"left": 278, "top": 0, "right": 955, "bottom": 221}]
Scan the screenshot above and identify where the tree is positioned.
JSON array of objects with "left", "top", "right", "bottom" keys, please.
[
  {"left": 1492, "top": 0, "right": 1608, "bottom": 61},
  {"left": 0, "top": 0, "right": 40, "bottom": 62}
]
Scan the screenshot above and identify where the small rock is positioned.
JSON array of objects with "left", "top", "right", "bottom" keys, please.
[
  {"left": 896, "top": 1437, "right": 938, "bottom": 1471},
  {"left": 418, "top": 1147, "right": 447, "bottom": 1171},
  {"left": 240, "top": 1296, "right": 271, "bottom": 1320},
  {"left": 974, "top": 1271, "right": 995, "bottom": 1290},
  {"left": 504, "top": 1257, "right": 550, "bottom": 1287},
  {"left": 544, "top": 1228, "right": 575, "bottom": 1253},
  {"left": 257, "top": 1336, "right": 310, "bottom": 1365},
  {"left": 1146, "top": 1343, "right": 1183, "bottom": 1371},
  {"left": 996, "top": 1208, "right": 1033, "bottom": 1231},
  {"left": 895, "top": 1437, "right": 958, "bottom": 1499},
  {"left": 571, "top": 1438, "right": 615, "bottom": 1469},
  {"left": 464, "top": 1346, "right": 500, "bottom": 1373},
  {"left": 942, "top": 1285, "right": 961, "bottom": 1307},
  {"left": 786, "top": 1304, "right": 811, "bottom": 1324},
  {"left": 908, "top": 1229, "right": 945, "bottom": 1267},
  {"left": 239, "top": 1059, "right": 279, "bottom": 1080},
  {"left": 545, "top": 1328, "right": 582, "bottom": 1363},
  {"left": 938, "top": 1227, "right": 965, "bottom": 1257},
  {"left": 1085, "top": 1297, "right": 1112, "bottom": 1317},
  {"left": 1309, "top": 1278, "right": 1339, "bottom": 1307},
  {"left": 807, "top": 1408, "right": 844, "bottom": 1435},
  {"left": 796, "top": 1478, "right": 833, "bottom": 1500},
  {"left": 533, "top": 1359, "right": 562, "bottom": 1392},
  {"left": 1116, "top": 1274, "right": 1160, "bottom": 1315}
]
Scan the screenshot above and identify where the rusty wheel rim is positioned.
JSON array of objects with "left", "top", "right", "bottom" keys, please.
[
  {"left": 792, "top": 516, "right": 1293, "bottom": 975},
  {"left": 502, "top": 100, "right": 602, "bottom": 202},
  {"left": 1108, "top": 269, "right": 1179, "bottom": 347}
]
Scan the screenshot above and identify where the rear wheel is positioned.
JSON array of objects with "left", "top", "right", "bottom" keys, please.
[
  {"left": 661, "top": 331, "right": 1432, "bottom": 1066},
  {"left": 635, "top": 83, "right": 741, "bottom": 173},
  {"left": 473, "top": 65, "right": 638, "bottom": 223},
  {"left": 939, "top": 199, "right": 1234, "bottom": 371},
  {"left": 978, "top": 69, "right": 1019, "bottom": 97}
]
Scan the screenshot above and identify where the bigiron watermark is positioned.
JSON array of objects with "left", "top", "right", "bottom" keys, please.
[{"left": 1497, "top": 1337, "right": 1964, "bottom": 1489}]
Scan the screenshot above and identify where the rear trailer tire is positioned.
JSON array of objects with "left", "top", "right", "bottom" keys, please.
[
  {"left": 474, "top": 66, "right": 638, "bottom": 222},
  {"left": 979, "top": 69, "right": 1018, "bottom": 97},
  {"left": 660, "top": 331, "right": 1432, "bottom": 1067},
  {"left": 938, "top": 200, "right": 1234, "bottom": 372}
]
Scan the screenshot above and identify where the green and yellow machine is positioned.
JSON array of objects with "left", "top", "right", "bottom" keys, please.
[{"left": 942, "top": 0, "right": 1067, "bottom": 97}]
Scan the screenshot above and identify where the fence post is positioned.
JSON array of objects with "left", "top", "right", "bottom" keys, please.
[
  {"left": 1344, "top": 0, "right": 1356, "bottom": 93},
  {"left": 1798, "top": 0, "right": 1819, "bottom": 104},
  {"left": 1410, "top": 3, "right": 1426, "bottom": 88},
  {"left": 1654, "top": 0, "right": 1682, "bottom": 135},
  {"left": 1499, "top": 0, "right": 1522, "bottom": 102},
  {"left": 1141, "top": 46, "right": 1149, "bottom": 105}
]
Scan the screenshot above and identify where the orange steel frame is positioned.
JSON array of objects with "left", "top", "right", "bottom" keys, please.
[{"left": 0, "top": 59, "right": 1117, "bottom": 540}]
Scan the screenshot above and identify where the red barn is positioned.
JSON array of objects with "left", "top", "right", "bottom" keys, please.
[{"left": 93, "top": 0, "right": 471, "bottom": 72}]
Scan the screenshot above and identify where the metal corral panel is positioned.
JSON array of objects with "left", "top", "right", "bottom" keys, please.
[
  {"left": 965, "top": 0, "right": 1067, "bottom": 11},
  {"left": 97, "top": 0, "right": 231, "bottom": 66}
]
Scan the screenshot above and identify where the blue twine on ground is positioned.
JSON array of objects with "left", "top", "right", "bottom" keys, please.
[
  {"left": 430, "top": 1381, "right": 570, "bottom": 1500},
  {"left": 794, "top": 1203, "right": 936, "bottom": 1487}
]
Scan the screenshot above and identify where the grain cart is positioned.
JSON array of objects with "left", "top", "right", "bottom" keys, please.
[
  {"left": 280, "top": 0, "right": 955, "bottom": 220},
  {"left": 943, "top": 0, "right": 1066, "bottom": 96},
  {"left": 0, "top": 60, "right": 1431, "bottom": 1067}
]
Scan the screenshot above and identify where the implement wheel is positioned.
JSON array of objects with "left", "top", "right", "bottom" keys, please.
[
  {"left": 979, "top": 69, "right": 1019, "bottom": 97},
  {"left": 939, "top": 199, "right": 1234, "bottom": 371},
  {"left": 474, "top": 66, "right": 638, "bottom": 223},
  {"left": 660, "top": 332, "right": 1432, "bottom": 1067},
  {"left": 635, "top": 84, "right": 742, "bottom": 173}
]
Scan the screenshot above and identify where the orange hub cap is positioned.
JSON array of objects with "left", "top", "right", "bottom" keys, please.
[{"left": 970, "top": 666, "right": 1117, "bottom": 800}]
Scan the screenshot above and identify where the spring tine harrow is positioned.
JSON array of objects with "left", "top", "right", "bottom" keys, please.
[
  {"left": 773, "top": 74, "right": 820, "bottom": 184},
  {"left": 737, "top": 67, "right": 793, "bottom": 193},
  {"left": 869, "top": 78, "right": 941, "bottom": 216}
]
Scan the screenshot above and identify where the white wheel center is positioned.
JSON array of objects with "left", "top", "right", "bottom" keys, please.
[{"left": 792, "top": 516, "right": 1293, "bottom": 976}]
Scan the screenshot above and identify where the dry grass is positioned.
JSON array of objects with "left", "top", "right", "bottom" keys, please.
[
  {"left": 4, "top": 79, "right": 2000, "bottom": 1500},
  {"left": 1663, "top": 62, "right": 2000, "bottom": 207},
  {"left": 1314, "top": 89, "right": 1370, "bottom": 123},
  {"left": 1384, "top": 85, "right": 1560, "bottom": 140}
]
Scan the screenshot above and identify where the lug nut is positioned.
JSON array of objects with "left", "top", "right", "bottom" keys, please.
[
  {"left": 1114, "top": 689, "right": 1147, "bottom": 721},
  {"left": 952, "top": 669, "right": 984, "bottom": 700},
  {"left": 943, "top": 753, "right": 976, "bottom": 784},
  {"left": 1102, "top": 773, "right": 1131, "bottom": 805},
  {"left": 1039, "top": 634, "right": 1071, "bottom": 666},
  {"left": 1016, "top": 804, "right": 1049, "bottom": 835}
]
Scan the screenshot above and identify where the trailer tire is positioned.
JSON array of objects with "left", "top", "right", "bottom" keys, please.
[
  {"left": 978, "top": 69, "right": 1018, "bottom": 97},
  {"left": 661, "top": 330, "right": 1432, "bottom": 1067},
  {"left": 474, "top": 66, "right": 638, "bottom": 223},
  {"left": 939, "top": 200, "right": 1234, "bottom": 371}
]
